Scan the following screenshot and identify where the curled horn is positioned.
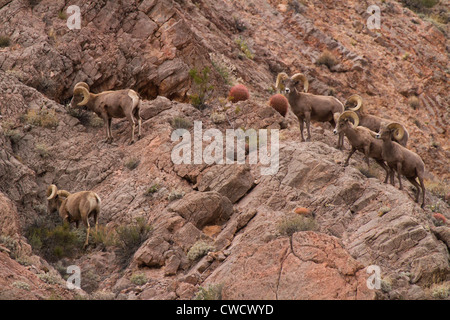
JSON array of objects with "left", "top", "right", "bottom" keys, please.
[
  {"left": 346, "top": 94, "right": 363, "bottom": 112},
  {"left": 74, "top": 82, "right": 90, "bottom": 92},
  {"left": 387, "top": 122, "right": 405, "bottom": 141},
  {"left": 338, "top": 111, "right": 360, "bottom": 128},
  {"left": 47, "top": 184, "right": 57, "bottom": 200},
  {"left": 290, "top": 73, "right": 309, "bottom": 93},
  {"left": 275, "top": 73, "right": 289, "bottom": 92},
  {"left": 57, "top": 190, "right": 71, "bottom": 198},
  {"left": 73, "top": 86, "right": 90, "bottom": 106}
]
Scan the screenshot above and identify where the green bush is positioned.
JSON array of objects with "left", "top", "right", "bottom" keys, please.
[
  {"left": 115, "top": 217, "right": 152, "bottom": 266},
  {"left": 26, "top": 222, "right": 84, "bottom": 262},
  {"left": 235, "top": 37, "right": 254, "bottom": 59},
  {"left": 188, "top": 67, "right": 214, "bottom": 110}
]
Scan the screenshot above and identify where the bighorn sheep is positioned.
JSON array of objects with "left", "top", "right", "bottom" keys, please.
[
  {"left": 47, "top": 184, "right": 101, "bottom": 248},
  {"left": 70, "top": 82, "right": 142, "bottom": 144},
  {"left": 376, "top": 123, "right": 426, "bottom": 208},
  {"left": 276, "top": 72, "right": 345, "bottom": 148},
  {"left": 345, "top": 94, "right": 409, "bottom": 146},
  {"left": 333, "top": 111, "right": 390, "bottom": 183}
]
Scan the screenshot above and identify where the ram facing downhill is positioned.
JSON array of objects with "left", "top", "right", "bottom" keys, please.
[
  {"left": 333, "top": 111, "right": 390, "bottom": 183},
  {"left": 70, "top": 82, "right": 142, "bottom": 144},
  {"left": 276, "top": 72, "right": 345, "bottom": 149},
  {"left": 46, "top": 184, "right": 101, "bottom": 248},
  {"left": 376, "top": 123, "right": 426, "bottom": 208}
]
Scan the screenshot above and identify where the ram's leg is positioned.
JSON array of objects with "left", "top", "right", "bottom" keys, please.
[
  {"left": 396, "top": 162, "right": 403, "bottom": 190},
  {"left": 108, "top": 118, "right": 113, "bottom": 143},
  {"left": 83, "top": 218, "right": 90, "bottom": 249},
  {"left": 134, "top": 107, "right": 142, "bottom": 140},
  {"left": 375, "top": 160, "right": 390, "bottom": 184},
  {"left": 102, "top": 117, "right": 113, "bottom": 143},
  {"left": 298, "top": 117, "right": 305, "bottom": 142},
  {"left": 338, "top": 132, "right": 344, "bottom": 150},
  {"left": 344, "top": 147, "right": 356, "bottom": 167},
  {"left": 389, "top": 166, "right": 395, "bottom": 186},
  {"left": 406, "top": 177, "right": 421, "bottom": 204},
  {"left": 419, "top": 176, "right": 426, "bottom": 208},
  {"left": 305, "top": 112, "right": 311, "bottom": 141},
  {"left": 137, "top": 117, "right": 142, "bottom": 140},
  {"left": 127, "top": 115, "right": 136, "bottom": 145}
]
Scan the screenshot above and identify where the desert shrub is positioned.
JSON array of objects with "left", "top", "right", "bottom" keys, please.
[
  {"left": 22, "top": 109, "right": 59, "bottom": 129},
  {"left": 194, "top": 284, "right": 224, "bottom": 300},
  {"left": 57, "top": 10, "right": 67, "bottom": 20},
  {"left": 188, "top": 67, "right": 214, "bottom": 110},
  {"left": 357, "top": 165, "right": 378, "bottom": 179},
  {"left": 277, "top": 215, "right": 317, "bottom": 236},
  {"left": 425, "top": 180, "right": 449, "bottom": 203},
  {"left": 115, "top": 217, "right": 152, "bottom": 266},
  {"left": 37, "top": 271, "right": 61, "bottom": 285},
  {"left": 401, "top": 0, "right": 439, "bottom": 11},
  {"left": 170, "top": 116, "right": 193, "bottom": 129},
  {"left": 89, "top": 225, "right": 116, "bottom": 248},
  {"left": 26, "top": 222, "right": 84, "bottom": 262},
  {"left": 0, "top": 35, "right": 11, "bottom": 47},
  {"left": 0, "top": 235, "right": 20, "bottom": 258},
  {"left": 167, "top": 189, "right": 185, "bottom": 202},
  {"left": 316, "top": 50, "right": 338, "bottom": 69},
  {"left": 187, "top": 240, "right": 215, "bottom": 261},
  {"left": 130, "top": 273, "right": 148, "bottom": 286},
  {"left": 124, "top": 157, "right": 140, "bottom": 170},
  {"left": 12, "top": 281, "right": 30, "bottom": 291},
  {"left": 235, "top": 36, "right": 254, "bottom": 59},
  {"left": 35, "top": 143, "right": 50, "bottom": 158},
  {"left": 144, "top": 184, "right": 160, "bottom": 197},
  {"left": 431, "top": 282, "right": 450, "bottom": 299}
]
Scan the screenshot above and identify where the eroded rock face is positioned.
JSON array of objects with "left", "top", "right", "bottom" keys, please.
[
  {"left": 169, "top": 191, "right": 233, "bottom": 229},
  {"left": 205, "top": 232, "right": 374, "bottom": 300}
]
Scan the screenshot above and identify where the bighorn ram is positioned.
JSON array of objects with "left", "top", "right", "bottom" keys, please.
[
  {"left": 333, "top": 111, "right": 390, "bottom": 183},
  {"left": 376, "top": 123, "right": 426, "bottom": 208},
  {"left": 345, "top": 94, "right": 409, "bottom": 146},
  {"left": 47, "top": 184, "right": 101, "bottom": 248},
  {"left": 70, "top": 82, "right": 142, "bottom": 144},
  {"left": 276, "top": 72, "right": 345, "bottom": 148}
]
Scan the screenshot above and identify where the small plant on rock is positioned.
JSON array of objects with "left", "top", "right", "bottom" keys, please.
[
  {"left": 188, "top": 67, "right": 214, "bottom": 110},
  {"left": 194, "top": 283, "right": 224, "bottom": 300},
  {"left": 277, "top": 215, "right": 317, "bottom": 236},
  {"left": 187, "top": 240, "right": 215, "bottom": 261}
]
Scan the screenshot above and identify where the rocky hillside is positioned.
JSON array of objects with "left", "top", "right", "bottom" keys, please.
[{"left": 0, "top": 0, "right": 448, "bottom": 300}]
